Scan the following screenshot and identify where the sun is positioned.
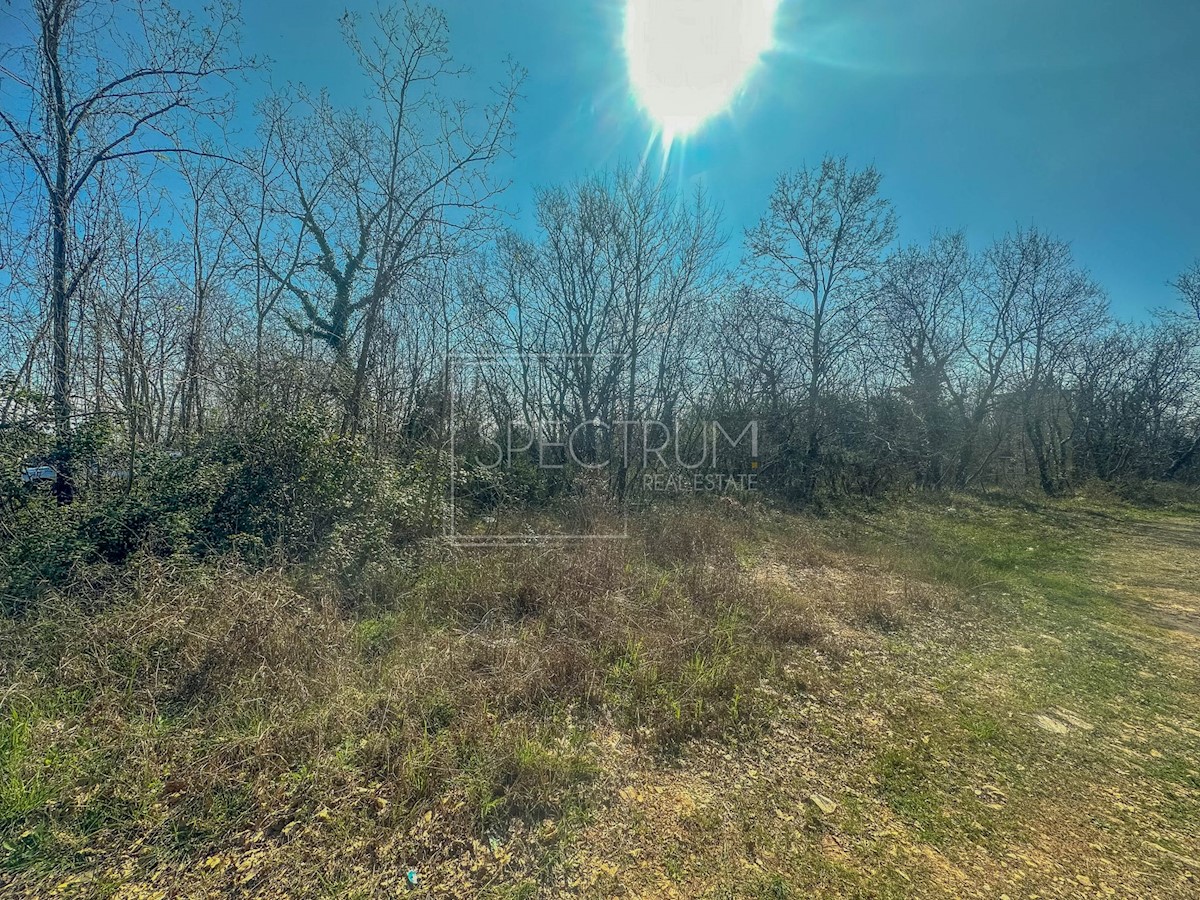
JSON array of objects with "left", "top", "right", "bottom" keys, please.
[{"left": 623, "top": 0, "right": 780, "bottom": 143}]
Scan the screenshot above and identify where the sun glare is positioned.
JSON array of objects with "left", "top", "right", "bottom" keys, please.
[{"left": 623, "top": 0, "right": 779, "bottom": 144}]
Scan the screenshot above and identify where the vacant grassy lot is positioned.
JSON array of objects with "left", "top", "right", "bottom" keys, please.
[{"left": 2, "top": 492, "right": 1198, "bottom": 898}]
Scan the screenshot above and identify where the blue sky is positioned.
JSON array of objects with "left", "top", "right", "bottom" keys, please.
[{"left": 240, "top": 0, "right": 1198, "bottom": 316}]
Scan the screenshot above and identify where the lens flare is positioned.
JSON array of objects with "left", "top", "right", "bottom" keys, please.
[{"left": 623, "top": 0, "right": 780, "bottom": 145}]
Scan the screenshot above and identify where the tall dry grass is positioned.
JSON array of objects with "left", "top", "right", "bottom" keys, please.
[{"left": 0, "top": 500, "right": 944, "bottom": 893}]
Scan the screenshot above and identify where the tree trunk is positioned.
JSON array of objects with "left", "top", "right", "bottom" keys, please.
[{"left": 48, "top": 10, "right": 74, "bottom": 503}]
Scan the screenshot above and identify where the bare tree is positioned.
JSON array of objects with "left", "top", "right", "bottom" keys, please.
[
  {"left": 173, "top": 155, "right": 237, "bottom": 442},
  {"left": 745, "top": 156, "right": 896, "bottom": 500},
  {"left": 468, "top": 167, "right": 723, "bottom": 497},
  {"left": 1006, "top": 229, "right": 1105, "bottom": 493},
  {"left": 1174, "top": 261, "right": 1200, "bottom": 323},
  {"left": 877, "top": 231, "right": 973, "bottom": 486},
  {"left": 221, "top": 110, "right": 306, "bottom": 400},
  {"left": 260, "top": 3, "right": 520, "bottom": 437},
  {"left": 1162, "top": 262, "right": 1200, "bottom": 475},
  {"left": 0, "top": 0, "right": 245, "bottom": 498}
]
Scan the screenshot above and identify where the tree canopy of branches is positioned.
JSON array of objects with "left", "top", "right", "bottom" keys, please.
[
  {"left": 0, "top": 0, "right": 246, "bottom": 497},
  {"left": 743, "top": 157, "right": 897, "bottom": 498},
  {"left": 1, "top": 2, "right": 1197, "bottom": 510}
]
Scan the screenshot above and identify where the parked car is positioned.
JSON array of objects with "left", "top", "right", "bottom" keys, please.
[{"left": 20, "top": 465, "right": 56, "bottom": 484}]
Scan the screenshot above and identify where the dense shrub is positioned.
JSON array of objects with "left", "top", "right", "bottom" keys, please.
[{"left": 0, "top": 411, "right": 444, "bottom": 611}]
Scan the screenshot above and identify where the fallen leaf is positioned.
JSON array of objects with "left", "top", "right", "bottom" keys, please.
[{"left": 808, "top": 793, "right": 837, "bottom": 815}]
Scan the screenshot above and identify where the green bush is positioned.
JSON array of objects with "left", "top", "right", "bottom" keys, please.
[{"left": 0, "top": 411, "right": 442, "bottom": 610}]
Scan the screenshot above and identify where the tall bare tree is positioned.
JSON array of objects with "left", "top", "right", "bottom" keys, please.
[
  {"left": 259, "top": 3, "right": 520, "bottom": 437},
  {"left": 1005, "top": 229, "right": 1105, "bottom": 493},
  {"left": 877, "top": 231, "right": 974, "bottom": 486},
  {"left": 173, "top": 155, "right": 237, "bottom": 442},
  {"left": 745, "top": 156, "right": 896, "bottom": 500}
]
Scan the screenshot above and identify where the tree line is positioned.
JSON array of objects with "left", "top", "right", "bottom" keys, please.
[{"left": 2, "top": 0, "right": 1198, "bottom": 510}]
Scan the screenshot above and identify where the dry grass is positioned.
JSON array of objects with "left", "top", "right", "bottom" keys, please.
[{"left": 0, "top": 501, "right": 953, "bottom": 896}]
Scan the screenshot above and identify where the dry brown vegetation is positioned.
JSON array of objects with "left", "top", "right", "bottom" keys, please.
[
  {"left": 3, "top": 495, "right": 1199, "bottom": 898},
  {"left": 1, "top": 500, "right": 919, "bottom": 896}
]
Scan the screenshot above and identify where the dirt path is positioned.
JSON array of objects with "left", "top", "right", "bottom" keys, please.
[{"left": 1100, "top": 516, "right": 1200, "bottom": 641}]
